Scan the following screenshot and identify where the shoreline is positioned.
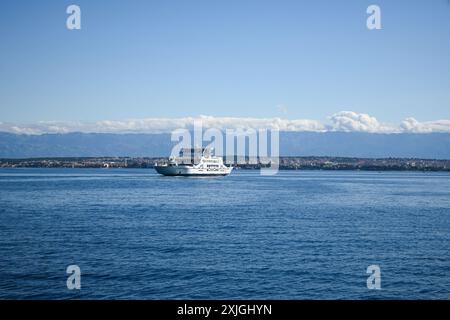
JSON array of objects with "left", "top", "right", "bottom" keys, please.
[{"left": 1, "top": 156, "right": 449, "bottom": 172}]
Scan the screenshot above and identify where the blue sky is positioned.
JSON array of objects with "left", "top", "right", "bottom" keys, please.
[{"left": 0, "top": 0, "right": 450, "bottom": 124}]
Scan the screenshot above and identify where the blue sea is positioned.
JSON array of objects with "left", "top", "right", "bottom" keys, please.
[{"left": 0, "top": 168, "right": 449, "bottom": 299}]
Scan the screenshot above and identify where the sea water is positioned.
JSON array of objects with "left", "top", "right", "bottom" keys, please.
[{"left": 0, "top": 168, "right": 449, "bottom": 299}]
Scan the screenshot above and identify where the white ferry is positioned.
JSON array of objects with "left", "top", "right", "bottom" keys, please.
[{"left": 154, "top": 148, "right": 233, "bottom": 176}]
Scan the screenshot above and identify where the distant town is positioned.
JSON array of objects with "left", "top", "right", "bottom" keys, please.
[{"left": 1, "top": 157, "right": 449, "bottom": 171}]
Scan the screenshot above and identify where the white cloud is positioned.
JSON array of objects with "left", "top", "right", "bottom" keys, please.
[
  {"left": 400, "top": 117, "right": 450, "bottom": 133},
  {"left": 328, "top": 111, "right": 397, "bottom": 133},
  {"left": 1, "top": 112, "right": 449, "bottom": 135},
  {"left": 0, "top": 116, "right": 325, "bottom": 134}
]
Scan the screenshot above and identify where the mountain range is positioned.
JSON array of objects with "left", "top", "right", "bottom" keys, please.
[{"left": 1, "top": 132, "right": 449, "bottom": 159}]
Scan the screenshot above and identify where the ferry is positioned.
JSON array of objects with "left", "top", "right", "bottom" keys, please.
[{"left": 154, "top": 148, "right": 233, "bottom": 176}]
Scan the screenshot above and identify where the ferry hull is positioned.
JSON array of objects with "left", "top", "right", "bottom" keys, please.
[{"left": 154, "top": 165, "right": 232, "bottom": 176}]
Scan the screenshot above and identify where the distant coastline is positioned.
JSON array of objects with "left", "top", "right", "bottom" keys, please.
[{"left": 1, "top": 157, "right": 449, "bottom": 171}]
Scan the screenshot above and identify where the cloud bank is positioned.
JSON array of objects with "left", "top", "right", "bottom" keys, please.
[{"left": 1, "top": 111, "right": 449, "bottom": 135}]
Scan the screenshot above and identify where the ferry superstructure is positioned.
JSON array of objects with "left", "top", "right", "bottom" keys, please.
[{"left": 154, "top": 148, "right": 233, "bottom": 176}]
